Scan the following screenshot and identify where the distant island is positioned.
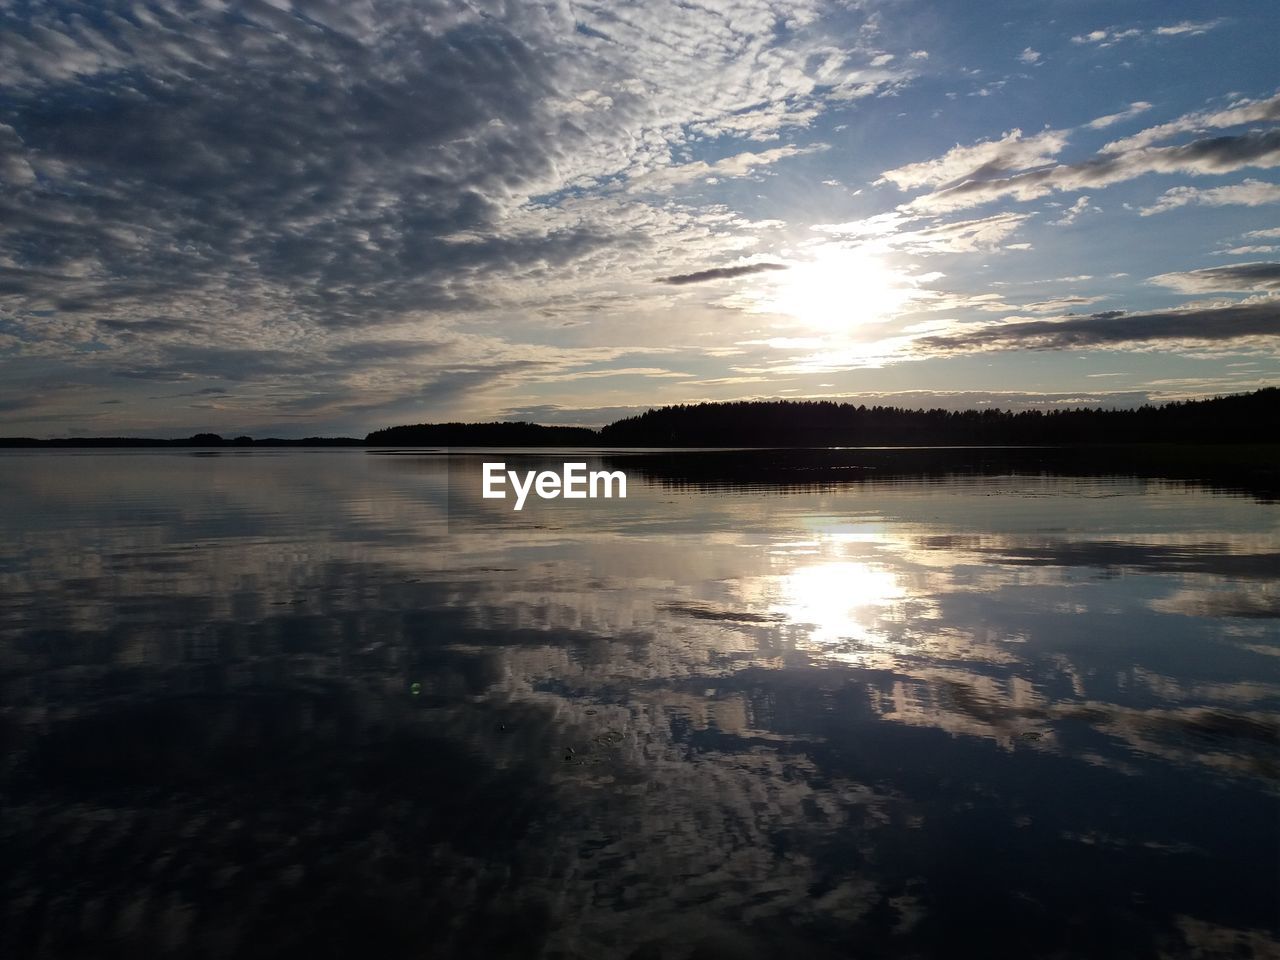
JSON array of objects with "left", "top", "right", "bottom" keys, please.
[
  {"left": 0, "top": 434, "right": 366, "bottom": 448},
  {"left": 1, "top": 388, "right": 1276, "bottom": 447}
]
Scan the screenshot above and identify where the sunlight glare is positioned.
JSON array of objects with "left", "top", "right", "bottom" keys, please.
[
  {"left": 772, "top": 560, "right": 906, "bottom": 646},
  {"left": 761, "top": 247, "right": 918, "bottom": 332}
]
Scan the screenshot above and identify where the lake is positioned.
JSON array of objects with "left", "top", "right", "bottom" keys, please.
[{"left": 2, "top": 449, "right": 1277, "bottom": 959}]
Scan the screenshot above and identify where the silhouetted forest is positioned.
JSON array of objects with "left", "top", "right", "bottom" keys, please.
[
  {"left": 365, "top": 421, "right": 597, "bottom": 446},
  {"left": 596, "top": 389, "right": 1280, "bottom": 446},
  {"left": 366, "top": 388, "right": 1279, "bottom": 447}
]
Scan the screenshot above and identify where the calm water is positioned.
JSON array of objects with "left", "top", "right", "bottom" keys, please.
[{"left": 2, "top": 449, "right": 1277, "bottom": 959}]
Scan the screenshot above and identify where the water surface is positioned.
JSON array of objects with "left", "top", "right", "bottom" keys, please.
[{"left": 2, "top": 449, "right": 1277, "bottom": 959}]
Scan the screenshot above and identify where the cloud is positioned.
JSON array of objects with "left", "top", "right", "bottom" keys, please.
[
  {"left": 889, "top": 92, "right": 1280, "bottom": 217},
  {"left": 1071, "top": 20, "right": 1223, "bottom": 47},
  {"left": 1140, "top": 179, "right": 1280, "bottom": 215},
  {"left": 891, "top": 212, "right": 1033, "bottom": 254},
  {"left": 0, "top": 123, "right": 37, "bottom": 185},
  {"left": 814, "top": 211, "right": 1032, "bottom": 255},
  {"left": 1072, "top": 29, "right": 1131, "bottom": 46},
  {"left": 1102, "top": 91, "right": 1280, "bottom": 153},
  {"left": 1215, "top": 246, "right": 1278, "bottom": 256},
  {"left": 1049, "top": 195, "right": 1097, "bottom": 226},
  {"left": 625, "top": 145, "right": 825, "bottom": 194},
  {"left": 906, "top": 292, "right": 1013, "bottom": 313},
  {"left": 1154, "top": 20, "right": 1225, "bottom": 37},
  {"left": 905, "top": 129, "right": 1280, "bottom": 214},
  {"left": 1149, "top": 263, "right": 1280, "bottom": 293},
  {"left": 1018, "top": 48, "right": 1041, "bottom": 65},
  {"left": 1021, "top": 296, "right": 1107, "bottom": 313},
  {"left": 0, "top": 0, "right": 903, "bottom": 426},
  {"left": 96, "top": 317, "right": 189, "bottom": 335},
  {"left": 523, "top": 366, "right": 688, "bottom": 383},
  {"left": 1086, "top": 102, "right": 1153, "bottom": 130},
  {"left": 914, "top": 300, "right": 1280, "bottom": 353},
  {"left": 658, "top": 263, "right": 789, "bottom": 285},
  {"left": 326, "top": 340, "right": 449, "bottom": 363},
  {"left": 689, "top": 102, "right": 825, "bottom": 142},
  {"left": 878, "top": 128, "right": 1069, "bottom": 190}
]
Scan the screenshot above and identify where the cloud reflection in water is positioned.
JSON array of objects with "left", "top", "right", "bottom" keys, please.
[{"left": 0, "top": 450, "right": 1277, "bottom": 959}]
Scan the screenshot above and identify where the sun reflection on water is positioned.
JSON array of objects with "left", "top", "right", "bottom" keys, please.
[{"left": 771, "top": 559, "right": 907, "bottom": 646}]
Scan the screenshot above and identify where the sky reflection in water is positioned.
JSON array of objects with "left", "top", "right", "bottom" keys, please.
[{"left": 1, "top": 450, "right": 1277, "bottom": 959}]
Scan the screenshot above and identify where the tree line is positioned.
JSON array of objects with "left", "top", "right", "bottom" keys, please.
[{"left": 369, "top": 388, "right": 1279, "bottom": 447}]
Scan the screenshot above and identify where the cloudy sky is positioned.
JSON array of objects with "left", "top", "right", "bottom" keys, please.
[{"left": 2, "top": 0, "right": 1278, "bottom": 436}]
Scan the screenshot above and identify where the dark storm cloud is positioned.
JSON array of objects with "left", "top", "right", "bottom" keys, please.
[
  {"left": 916, "top": 299, "right": 1280, "bottom": 353},
  {"left": 658, "top": 263, "right": 788, "bottom": 285}
]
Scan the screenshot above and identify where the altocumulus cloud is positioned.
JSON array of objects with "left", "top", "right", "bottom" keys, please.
[{"left": 0, "top": 0, "right": 897, "bottom": 419}]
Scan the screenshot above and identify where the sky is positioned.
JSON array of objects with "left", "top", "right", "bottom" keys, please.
[{"left": 1, "top": 0, "right": 1278, "bottom": 437}]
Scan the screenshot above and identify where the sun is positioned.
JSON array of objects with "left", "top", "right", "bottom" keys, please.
[{"left": 760, "top": 246, "right": 920, "bottom": 333}]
